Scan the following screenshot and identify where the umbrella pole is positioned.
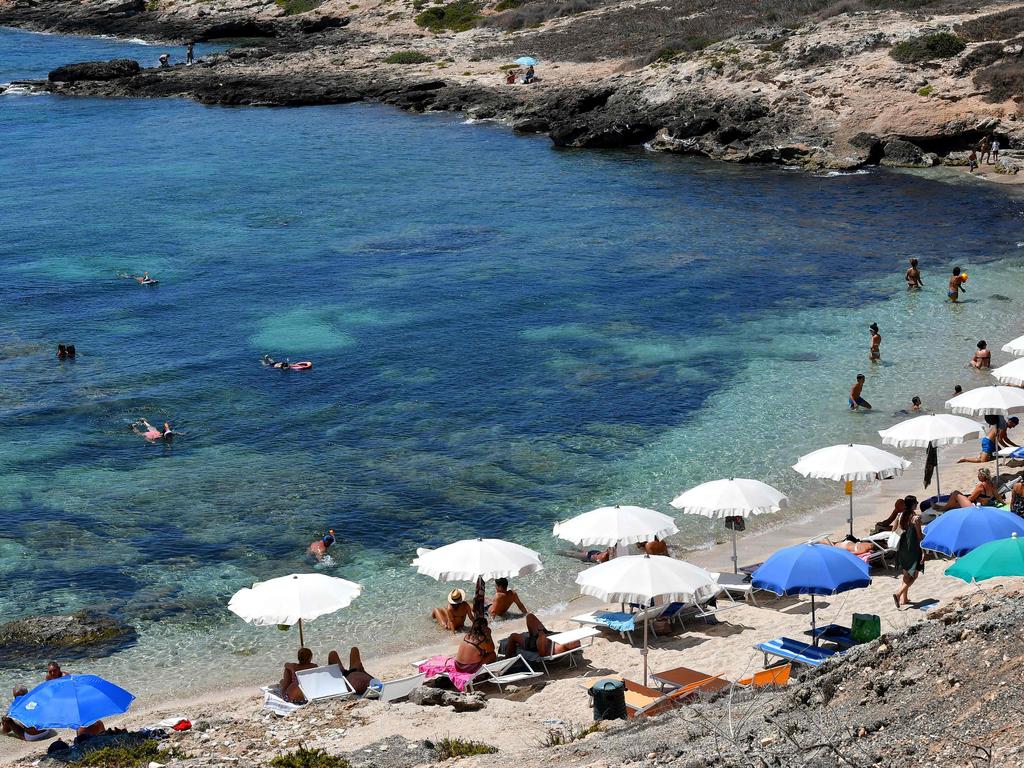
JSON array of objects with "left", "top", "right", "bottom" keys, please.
[
  {"left": 642, "top": 613, "right": 649, "bottom": 687},
  {"left": 731, "top": 526, "right": 739, "bottom": 574},
  {"left": 848, "top": 488, "right": 855, "bottom": 538},
  {"left": 298, "top": 618, "right": 305, "bottom": 649},
  {"left": 811, "top": 595, "right": 817, "bottom": 647},
  {"left": 935, "top": 451, "right": 941, "bottom": 498}
]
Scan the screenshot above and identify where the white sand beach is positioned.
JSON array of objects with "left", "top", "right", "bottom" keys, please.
[{"left": 4, "top": 438, "right": 1018, "bottom": 766}]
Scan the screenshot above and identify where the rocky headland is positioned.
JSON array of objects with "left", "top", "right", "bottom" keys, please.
[{"left": 5, "top": 0, "right": 1024, "bottom": 171}]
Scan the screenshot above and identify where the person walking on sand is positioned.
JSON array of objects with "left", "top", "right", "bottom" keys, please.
[
  {"left": 971, "top": 340, "right": 991, "bottom": 369},
  {"left": 186, "top": 41, "right": 194, "bottom": 65},
  {"left": 979, "top": 135, "right": 991, "bottom": 165},
  {"left": 869, "top": 323, "right": 881, "bottom": 362},
  {"left": 893, "top": 495, "right": 924, "bottom": 609},
  {"left": 905, "top": 258, "right": 923, "bottom": 289},
  {"left": 948, "top": 266, "right": 967, "bottom": 302},
  {"left": 849, "top": 373, "right": 871, "bottom": 410}
]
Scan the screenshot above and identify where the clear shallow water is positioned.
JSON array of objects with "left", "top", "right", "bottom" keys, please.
[{"left": 3, "top": 26, "right": 1024, "bottom": 698}]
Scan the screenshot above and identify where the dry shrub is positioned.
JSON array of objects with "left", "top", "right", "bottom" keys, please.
[
  {"left": 956, "top": 8, "right": 1024, "bottom": 42},
  {"left": 974, "top": 60, "right": 1024, "bottom": 102}
]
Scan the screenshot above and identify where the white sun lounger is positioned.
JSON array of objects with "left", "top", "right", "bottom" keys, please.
[
  {"left": 714, "top": 572, "right": 758, "bottom": 605},
  {"left": 295, "top": 665, "right": 357, "bottom": 702},
  {"left": 260, "top": 685, "right": 304, "bottom": 717},
  {"left": 377, "top": 673, "right": 426, "bottom": 703},
  {"left": 536, "top": 627, "right": 601, "bottom": 673},
  {"left": 413, "top": 654, "right": 543, "bottom": 693}
]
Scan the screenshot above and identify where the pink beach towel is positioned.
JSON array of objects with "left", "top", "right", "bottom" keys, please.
[{"left": 417, "top": 655, "right": 481, "bottom": 692}]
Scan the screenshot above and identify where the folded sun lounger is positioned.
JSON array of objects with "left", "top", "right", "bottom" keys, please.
[
  {"left": 755, "top": 637, "right": 840, "bottom": 668},
  {"left": 376, "top": 673, "right": 426, "bottom": 703},
  {"left": 295, "top": 665, "right": 357, "bottom": 702},
  {"left": 582, "top": 674, "right": 727, "bottom": 718}
]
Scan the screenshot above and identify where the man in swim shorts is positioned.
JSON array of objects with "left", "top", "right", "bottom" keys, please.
[
  {"left": 958, "top": 423, "right": 999, "bottom": 464},
  {"left": 488, "top": 578, "right": 527, "bottom": 618},
  {"left": 971, "top": 340, "right": 991, "bottom": 369},
  {"left": 309, "top": 530, "right": 335, "bottom": 560},
  {"left": 948, "top": 267, "right": 966, "bottom": 302},
  {"left": 905, "top": 258, "right": 923, "bottom": 289},
  {"left": 503, "top": 614, "right": 581, "bottom": 658},
  {"left": 849, "top": 374, "right": 871, "bottom": 410}
]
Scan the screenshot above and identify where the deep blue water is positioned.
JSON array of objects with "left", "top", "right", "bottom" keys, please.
[{"left": 2, "top": 26, "right": 1023, "bottom": 694}]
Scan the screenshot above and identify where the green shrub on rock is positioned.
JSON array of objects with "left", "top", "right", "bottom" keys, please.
[
  {"left": 414, "top": 0, "right": 481, "bottom": 31},
  {"left": 890, "top": 32, "right": 965, "bottom": 64},
  {"left": 270, "top": 746, "right": 351, "bottom": 768},
  {"left": 383, "top": 50, "right": 433, "bottom": 63},
  {"left": 275, "top": 0, "right": 324, "bottom": 14}
]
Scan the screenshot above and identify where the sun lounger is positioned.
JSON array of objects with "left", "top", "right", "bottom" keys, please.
[
  {"left": 415, "top": 654, "right": 542, "bottom": 693},
  {"left": 736, "top": 663, "right": 791, "bottom": 689},
  {"left": 715, "top": 572, "right": 758, "bottom": 605},
  {"left": 755, "top": 637, "right": 840, "bottom": 668},
  {"left": 535, "top": 627, "right": 600, "bottom": 673},
  {"left": 260, "top": 685, "right": 304, "bottom": 717},
  {"left": 649, "top": 665, "right": 722, "bottom": 693},
  {"left": 804, "top": 624, "right": 858, "bottom": 649},
  {"left": 295, "top": 665, "right": 357, "bottom": 702},
  {"left": 571, "top": 603, "right": 668, "bottom": 643},
  {"left": 376, "top": 673, "right": 425, "bottom": 703},
  {"left": 582, "top": 674, "right": 727, "bottom": 718}
]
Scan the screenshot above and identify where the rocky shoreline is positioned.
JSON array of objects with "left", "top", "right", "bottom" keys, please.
[{"left": 4, "top": 1, "right": 1024, "bottom": 169}]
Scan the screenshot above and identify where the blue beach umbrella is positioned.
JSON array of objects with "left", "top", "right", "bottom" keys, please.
[
  {"left": 6, "top": 675, "right": 134, "bottom": 730},
  {"left": 920, "top": 506, "right": 1024, "bottom": 557},
  {"left": 514, "top": 56, "right": 537, "bottom": 66},
  {"left": 752, "top": 543, "right": 871, "bottom": 644}
]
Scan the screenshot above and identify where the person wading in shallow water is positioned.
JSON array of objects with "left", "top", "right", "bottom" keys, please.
[
  {"left": 905, "top": 258, "right": 923, "bottom": 289},
  {"left": 849, "top": 374, "right": 871, "bottom": 410},
  {"left": 869, "top": 323, "right": 881, "bottom": 362}
]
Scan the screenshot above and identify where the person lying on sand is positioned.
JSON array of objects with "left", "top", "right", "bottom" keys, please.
[
  {"left": 504, "top": 614, "right": 581, "bottom": 658},
  {"left": 958, "top": 424, "right": 999, "bottom": 464},
  {"left": 76, "top": 721, "right": 105, "bottom": 740},
  {"left": 279, "top": 647, "right": 317, "bottom": 703},
  {"left": 309, "top": 530, "right": 335, "bottom": 561},
  {"left": 432, "top": 588, "right": 473, "bottom": 632},
  {"left": 2, "top": 686, "right": 55, "bottom": 742},
  {"left": 488, "top": 578, "right": 527, "bottom": 618},
  {"left": 327, "top": 647, "right": 373, "bottom": 695},
  {"left": 934, "top": 469, "right": 1003, "bottom": 510}
]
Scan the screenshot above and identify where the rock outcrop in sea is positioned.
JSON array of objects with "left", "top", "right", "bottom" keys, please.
[{"left": 0, "top": 610, "right": 137, "bottom": 664}]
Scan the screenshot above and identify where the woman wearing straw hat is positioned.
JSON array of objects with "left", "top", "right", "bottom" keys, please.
[{"left": 431, "top": 588, "right": 473, "bottom": 632}]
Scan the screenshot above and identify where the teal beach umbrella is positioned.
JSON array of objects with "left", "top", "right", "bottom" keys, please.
[
  {"left": 946, "top": 532, "right": 1024, "bottom": 583},
  {"left": 514, "top": 56, "right": 537, "bottom": 66}
]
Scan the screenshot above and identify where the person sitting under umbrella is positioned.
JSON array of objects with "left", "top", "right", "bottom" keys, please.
[
  {"left": 1, "top": 687, "right": 56, "bottom": 742},
  {"left": 457, "top": 616, "right": 496, "bottom": 667},
  {"left": 279, "top": 647, "right": 317, "bottom": 703},
  {"left": 431, "top": 588, "right": 473, "bottom": 632},
  {"left": 523, "top": 64, "right": 536, "bottom": 84},
  {"left": 503, "top": 614, "right": 581, "bottom": 658}
]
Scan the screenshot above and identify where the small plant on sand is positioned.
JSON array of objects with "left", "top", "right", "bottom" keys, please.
[
  {"left": 270, "top": 745, "right": 351, "bottom": 768},
  {"left": 494, "top": 0, "right": 527, "bottom": 8},
  {"left": 414, "top": 0, "right": 481, "bottom": 32},
  {"left": 890, "top": 32, "right": 965, "bottom": 64},
  {"left": 918, "top": 84, "right": 934, "bottom": 96},
  {"left": 537, "top": 721, "right": 602, "bottom": 747},
  {"left": 275, "top": 0, "right": 324, "bottom": 14},
  {"left": 383, "top": 50, "right": 433, "bottom": 64},
  {"left": 433, "top": 736, "right": 499, "bottom": 759},
  {"left": 71, "top": 739, "right": 188, "bottom": 768}
]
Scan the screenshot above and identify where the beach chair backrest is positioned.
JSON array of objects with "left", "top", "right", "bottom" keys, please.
[
  {"left": 379, "top": 673, "right": 426, "bottom": 703},
  {"left": 295, "top": 665, "right": 356, "bottom": 702},
  {"left": 749, "top": 664, "right": 791, "bottom": 688}
]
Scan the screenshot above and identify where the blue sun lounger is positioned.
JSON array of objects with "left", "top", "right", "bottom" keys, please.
[
  {"left": 803, "top": 624, "right": 858, "bottom": 649},
  {"left": 755, "top": 637, "right": 840, "bottom": 668}
]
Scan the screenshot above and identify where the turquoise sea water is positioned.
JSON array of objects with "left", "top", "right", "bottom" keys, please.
[{"left": 2, "top": 27, "right": 1024, "bottom": 697}]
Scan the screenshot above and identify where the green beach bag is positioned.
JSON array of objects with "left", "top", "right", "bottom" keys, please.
[{"left": 850, "top": 613, "right": 881, "bottom": 644}]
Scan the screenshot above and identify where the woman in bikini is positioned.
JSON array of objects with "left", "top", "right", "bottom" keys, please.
[
  {"left": 934, "top": 468, "right": 1002, "bottom": 510},
  {"left": 455, "top": 616, "right": 497, "bottom": 671}
]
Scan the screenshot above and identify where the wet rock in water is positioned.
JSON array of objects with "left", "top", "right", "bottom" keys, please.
[
  {"left": 406, "top": 685, "right": 486, "bottom": 711},
  {"left": 0, "top": 610, "right": 137, "bottom": 663},
  {"left": 880, "top": 138, "right": 936, "bottom": 168},
  {"left": 990, "top": 294, "right": 1011, "bottom": 301},
  {"left": 48, "top": 58, "right": 140, "bottom": 82}
]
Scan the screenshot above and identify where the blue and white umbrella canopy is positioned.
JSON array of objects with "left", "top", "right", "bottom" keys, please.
[
  {"left": 514, "top": 56, "right": 537, "bottom": 66},
  {"left": 7, "top": 675, "right": 134, "bottom": 730},
  {"left": 921, "top": 506, "right": 1024, "bottom": 557},
  {"left": 752, "top": 543, "right": 871, "bottom": 644}
]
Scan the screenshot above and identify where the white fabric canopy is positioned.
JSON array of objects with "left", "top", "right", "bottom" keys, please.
[
  {"left": 1002, "top": 335, "right": 1024, "bottom": 356},
  {"left": 792, "top": 443, "right": 910, "bottom": 482},
  {"left": 991, "top": 358, "right": 1024, "bottom": 387},
  {"left": 411, "top": 538, "right": 542, "bottom": 582},
  {"left": 552, "top": 505, "right": 678, "bottom": 547},
  {"left": 945, "top": 386, "right": 1024, "bottom": 416},
  {"left": 228, "top": 573, "right": 362, "bottom": 627},
  {"left": 670, "top": 478, "right": 786, "bottom": 518},
  {"left": 878, "top": 413, "right": 985, "bottom": 448},
  {"left": 575, "top": 554, "right": 719, "bottom": 605}
]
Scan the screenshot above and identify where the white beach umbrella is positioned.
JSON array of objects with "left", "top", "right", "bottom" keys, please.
[
  {"left": 411, "top": 538, "right": 543, "bottom": 582},
  {"left": 879, "top": 414, "right": 985, "bottom": 496},
  {"left": 552, "top": 505, "right": 678, "bottom": 548},
  {"left": 228, "top": 573, "right": 362, "bottom": 647},
  {"left": 945, "top": 386, "right": 1024, "bottom": 478},
  {"left": 670, "top": 478, "right": 787, "bottom": 574},
  {"left": 576, "top": 555, "right": 719, "bottom": 685},
  {"left": 991, "top": 358, "right": 1024, "bottom": 387},
  {"left": 793, "top": 444, "right": 910, "bottom": 537},
  {"left": 1001, "top": 334, "right": 1024, "bottom": 356}
]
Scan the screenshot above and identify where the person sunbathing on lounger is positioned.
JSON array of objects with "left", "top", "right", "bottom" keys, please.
[
  {"left": 488, "top": 578, "right": 527, "bottom": 618},
  {"left": 933, "top": 469, "right": 1002, "bottom": 510},
  {"left": 831, "top": 538, "right": 874, "bottom": 556},
  {"left": 279, "top": 647, "right": 317, "bottom": 703},
  {"left": 327, "top": 647, "right": 374, "bottom": 695},
  {"left": 456, "top": 616, "right": 497, "bottom": 667},
  {"left": 504, "top": 614, "right": 581, "bottom": 658}
]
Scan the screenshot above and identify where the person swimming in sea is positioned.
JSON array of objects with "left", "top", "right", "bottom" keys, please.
[
  {"left": 869, "top": 323, "right": 881, "bottom": 362},
  {"left": 905, "top": 258, "right": 923, "bottom": 289},
  {"left": 948, "top": 266, "right": 967, "bottom": 302},
  {"left": 309, "top": 530, "right": 336, "bottom": 561},
  {"left": 119, "top": 272, "right": 158, "bottom": 285},
  {"left": 849, "top": 373, "right": 871, "bottom": 410},
  {"left": 262, "top": 355, "right": 291, "bottom": 370},
  {"left": 131, "top": 419, "right": 176, "bottom": 441}
]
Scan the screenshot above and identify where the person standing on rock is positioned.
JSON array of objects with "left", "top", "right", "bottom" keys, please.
[
  {"left": 992, "top": 136, "right": 1000, "bottom": 163},
  {"left": 158, "top": 53, "right": 170, "bottom": 68},
  {"left": 968, "top": 150, "right": 978, "bottom": 173},
  {"left": 979, "top": 135, "right": 991, "bottom": 165},
  {"left": 186, "top": 41, "right": 194, "bottom": 66},
  {"left": 905, "top": 258, "right": 923, "bottom": 289}
]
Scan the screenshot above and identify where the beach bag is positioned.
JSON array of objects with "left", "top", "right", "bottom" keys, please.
[
  {"left": 851, "top": 613, "right": 881, "bottom": 645},
  {"left": 652, "top": 618, "right": 672, "bottom": 635}
]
